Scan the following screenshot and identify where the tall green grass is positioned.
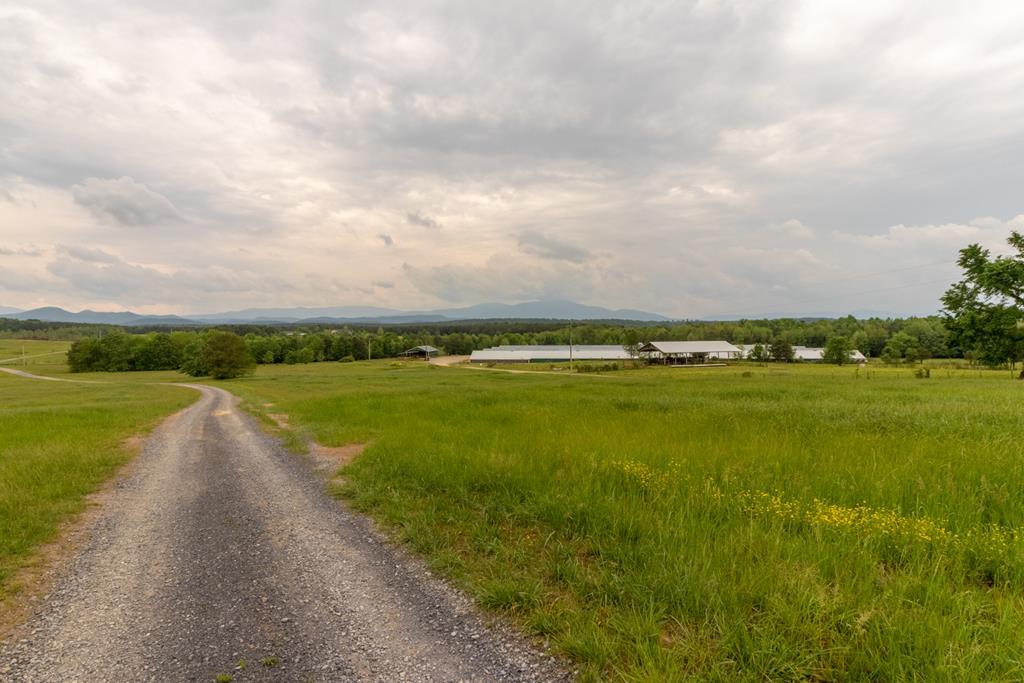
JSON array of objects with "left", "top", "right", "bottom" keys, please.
[
  {"left": 225, "top": 361, "right": 1024, "bottom": 680},
  {"left": 0, "top": 373, "right": 193, "bottom": 599}
]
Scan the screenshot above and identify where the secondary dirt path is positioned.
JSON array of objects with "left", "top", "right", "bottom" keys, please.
[
  {"left": 0, "top": 384, "right": 567, "bottom": 682},
  {"left": 0, "top": 366, "right": 102, "bottom": 383}
]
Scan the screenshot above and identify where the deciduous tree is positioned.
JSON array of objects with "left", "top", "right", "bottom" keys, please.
[
  {"left": 823, "top": 336, "right": 853, "bottom": 365},
  {"left": 942, "top": 231, "right": 1024, "bottom": 367}
]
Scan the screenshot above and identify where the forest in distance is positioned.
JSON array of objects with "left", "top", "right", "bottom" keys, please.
[{"left": 0, "top": 313, "right": 962, "bottom": 376}]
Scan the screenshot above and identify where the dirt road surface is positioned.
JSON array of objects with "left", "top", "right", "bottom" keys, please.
[
  {"left": 0, "top": 367, "right": 99, "bottom": 382},
  {"left": 0, "top": 384, "right": 568, "bottom": 682}
]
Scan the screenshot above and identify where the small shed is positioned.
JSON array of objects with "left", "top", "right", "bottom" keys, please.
[{"left": 399, "top": 345, "right": 439, "bottom": 359}]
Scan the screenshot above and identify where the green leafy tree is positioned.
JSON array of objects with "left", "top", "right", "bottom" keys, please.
[
  {"left": 67, "top": 337, "right": 103, "bottom": 372},
  {"left": 942, "top": 231, "right": 1024, "bottom": 367},
  {"left": 885, "top": 331, "right": 915, "bottom": 359},
  {"left": 621, "top": 328, "right": 641, "bottom": 358},
  {"left": 823, "top": 336, "right": 853, "bottom": 365},
  {"left": 769, "top": 339, "right": 794, "bottom": 363},
  {"left": 880, "top": 346, "right": 901, "bottom": 365},
  {"left": 749, "top": 343, "right": 768, "bottom": 362},
  {"left": 97, "top": 330, "right": 135, "bottom": 372},
  {"left": 181, "top": 331, "right": 255, "bottom": 379}
]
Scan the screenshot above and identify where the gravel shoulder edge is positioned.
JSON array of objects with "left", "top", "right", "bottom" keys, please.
[
  {"left": 241, "top": 395, "right": 578, "bottom": 680},
  {"left": 0, "top": 397, "right": 201, "bottom": 642}
]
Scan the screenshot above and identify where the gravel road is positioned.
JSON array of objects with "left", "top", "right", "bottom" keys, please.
[{"left": 0, "top": 384, "right": 569, "bottom": 682}]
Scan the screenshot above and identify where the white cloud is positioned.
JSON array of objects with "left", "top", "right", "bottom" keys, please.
[
  {"left": 774, "top": 219, "right": 814, "bottom": 239},
  {"left": 0, "top": 1, "right": 1022, "bottom": 317}
]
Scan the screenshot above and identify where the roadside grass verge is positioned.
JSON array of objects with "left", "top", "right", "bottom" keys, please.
[
  {"left": 0, "top": 372, "right": 194, "bottom": 606},
  {"left": 221, "top": 360, "right": 1024, "bottom": 680}
]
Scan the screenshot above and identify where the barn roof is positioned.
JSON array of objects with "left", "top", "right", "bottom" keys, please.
[
  {"left": 793, "top": 346, "right": 867, "bottom": 361},
  {"left": 401, "top": 345, "right": 439, "bottom": 354},
  {"left": 638, "top": 341, "right": 741, "bottom": 355},
  {"left": 793, "top": 346, "right": 824, "bottom": 361},
  {"left": 469, "top": 345, "right": 632, "bottom": 362}
]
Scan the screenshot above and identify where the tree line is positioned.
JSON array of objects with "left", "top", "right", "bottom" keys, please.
[
  {"left": 62, "top": 313, "right": 962, "bottom": 377},
  {"left": 34, "top": 231, "right": 1024, "bottom": 373}
]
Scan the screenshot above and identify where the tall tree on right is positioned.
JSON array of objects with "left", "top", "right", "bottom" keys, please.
[{"left": 942, "top": 231, "right": 1024, "bottom": 367}]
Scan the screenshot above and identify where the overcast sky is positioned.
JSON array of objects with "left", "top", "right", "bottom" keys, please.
[{"left": 2, "top": 1, "right": 1023, "bottom": 317}]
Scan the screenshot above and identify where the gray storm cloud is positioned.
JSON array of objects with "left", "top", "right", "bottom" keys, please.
[
  {"left": 1, "top": 1, "right": 1023, "bottom": 315},
  {"left": 71, "top": 177, "right": 181, "bottom": 227},
  {"left": 517, "top": 231, "right": 591, "bottom": 264},
  {"left": 406, "top": 212, "right": 441, "bottom": 230}
]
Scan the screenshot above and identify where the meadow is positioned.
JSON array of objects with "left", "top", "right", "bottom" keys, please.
[
  {"left": 223, "top": 361, "right": 1024, "bottom": 681},
  {"left": 0, "top": 339, "right": 73, "bottom": 368},
  {"left": 0, "top": 351, "right": 194, "bottom": 605},
  {"left": 4, "top": 347, "right": 1024, "bottom": 680}
]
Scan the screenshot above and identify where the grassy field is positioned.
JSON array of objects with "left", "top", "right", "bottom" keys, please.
[
  {"left": 0, "top": 367, "right": 194, "bottom": 603},
  {"left": 4, "top": 349, "right": 1024, "bottom": 679},
  {"left": 219, "top": 361, "right": 1024, "bottom": 681},
  {"left": 0, "top": 339, "right": 72, "bottom": 369}
]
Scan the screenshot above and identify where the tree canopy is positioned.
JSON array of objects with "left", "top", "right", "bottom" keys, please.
[
  {"left": 181, "top": 331, "right": 255, "bottom": 379},
  {"left": 823, "top": 336, "right": 853, "bottom": 365},
  {"left": 942, "top": 231, "right": 1024, "bottom": 367}
]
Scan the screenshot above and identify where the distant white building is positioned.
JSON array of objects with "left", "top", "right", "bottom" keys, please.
[
  {"left": 469, "top": 345, "right": 633, "bottom": 364},
  {"left": 737, "top": 344, "right": 866, "bottom": 363},
  {"left": 637, "top": 341, "right": 741, "bottom": 365}
]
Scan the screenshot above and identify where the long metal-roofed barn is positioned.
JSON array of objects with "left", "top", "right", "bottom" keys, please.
[
  {"left": 469, "top": 345, "right": 633, "bottom": 364},
  {"left": 791, "top": 346, "right": 867, "bottom": 363},
  {"left": 736, "top": 344, "right": 867, "bottom": 363},
  {"left": 637, "top": 341, "right": 741, "bottom": 365}
]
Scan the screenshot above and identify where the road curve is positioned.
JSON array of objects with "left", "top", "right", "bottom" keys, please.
[{"left": 0, "top": 384, "right": 567, "bottom": 682}]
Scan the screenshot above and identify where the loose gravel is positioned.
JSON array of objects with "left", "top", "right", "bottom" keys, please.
[{"left": 0, "top": 384, "right": 570, "bottom": 682}]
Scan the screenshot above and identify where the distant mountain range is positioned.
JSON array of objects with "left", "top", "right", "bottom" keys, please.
[
  {"left": 0, "top": 300, "right": 672, "bottom": 326},
  {"left": 702, "top": 309, "right": 928, "bottom": 321}
]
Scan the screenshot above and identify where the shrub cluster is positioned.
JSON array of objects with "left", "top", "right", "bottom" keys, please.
[{"left": 68, "top": 330, "right": 254, "bottom": 378}]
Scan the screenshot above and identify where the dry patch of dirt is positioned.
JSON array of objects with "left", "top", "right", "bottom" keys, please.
[
  {"left": 268, "top": 413, "right": 290, "bottom": 429},
  {"left": 310, "top": 442, "right": 366, "bottom": 469},
  {"left": 309, "top": 442, "right": 367, "bottom": 484},
  {"left": 429, "top": 355, "right": 470, "bottom": 366}
]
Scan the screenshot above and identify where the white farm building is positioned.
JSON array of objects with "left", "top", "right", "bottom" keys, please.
[
  {"left": 793, "top": 346, "right": 867, "bottom": 363},
  {"left": 469, "top": 342, "right": 744, "bottom": 365},
  {"left": 469, "top": 345, "right": 634, "bottom": 364},
  {"left": 737, "top": 344, "right": 867, "bottom": 363},
  {"left": 637, "top": 341, "right": 742, "bottom": 365}
]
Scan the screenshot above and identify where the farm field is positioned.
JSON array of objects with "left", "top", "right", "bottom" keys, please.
[
  {"left": 4, "top": 352, "right": 1024, "bottom": 679},
  {"left": 218, "top": 360, "right": 1024, "bottom": 681},
  {"left": 0, "top": 367, "right": 193, "bottom": 605},
  {"left": 0, "top": 340, "right": 71, "bottom": 369}
]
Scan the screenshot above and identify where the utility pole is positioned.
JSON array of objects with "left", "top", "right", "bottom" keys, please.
[
  {"left": 367, "top": 336, "right": 372, "bottom": 361},
  {"left": 569, "top": 319, "right": 574, "bottom": 369}
]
